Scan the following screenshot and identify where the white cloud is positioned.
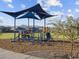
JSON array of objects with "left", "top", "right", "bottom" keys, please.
[
  {"left": 8, "top": 4, "right": 14, "bottom": 8},
  {"left": 67, "top": 9, "right": 73, "bottom": 17},
  {"left": 37, "top": 0, "right": 63, "bottom": 11},
  {"left": 68, "top": 9, "right": 72, "bottom": 13},
  {"left": 49, "top": 11, "right": 64, "bottom": 19},
  {"left": 3, "top": 0, "right": 12, "bottom": 3},
  {"left": 50, "top": 11, "right": 64, "bottom": 16},
  {"left": 21, "top": 4, "right": 26, "bottom": 9},
  {"left": 75, "top": 8, "right": 79, "bottom": 12},
  {"left": 0, "top": 17, "right": 4, "bottom": 23},
  {"left": 2, "top": 0, "right": 14, "bottom": 8},
  {"left": 47, "top": 0, "right": 63, "bottom": 7},
  {"left": 67, "top": 13, "right": 73, "bottom": 17},
  {"left": 0, "top": 17, "right": 4, "bottom": 20},
  {"left": 76, "top": 0, "right": 79, "bottom": 5}
]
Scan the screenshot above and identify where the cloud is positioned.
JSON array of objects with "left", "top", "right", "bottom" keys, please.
[
  {"left": 0, "top": 17, "right": 4, "bottom": 23},
  {"left": 8, "top": 4, "right": 14, "bottom": 8},
  {"left": 3, "top": 0, "right": 12, "bottom": 3},
  {"left": 75, "top": 8, "right": 79, "bottom": 12},
  {"left": 67, "top": 13, "right": 73, "bottom": 17},
  {"left": 68, "top": 9, "right": 72, "bottom": 13},
  {"left": 47, "top": 0, "right": 63, "bottom": 7},
  {"left": 0, "top": 17, "right": 4, "bottom": 20},
  {"left": 21, "top": 4, "right": 26, "bottom": 9},
  {"left": 67, "top": 9, "right": 73, "bottom": 17},
  {"left": 50, "top": 11, "right": 64, "bottom": 16},
  {"left": 37, "top": 0, "right": 63, "bottom": 11},
  {"left": 2, "top": 0, "right": 14, "bottom": 8},
  {"left": 76, "top": 0, "right": 79, "bottom": 5},
  {"left": 49, "top": 11, "right": 64, "bottom": 20}
]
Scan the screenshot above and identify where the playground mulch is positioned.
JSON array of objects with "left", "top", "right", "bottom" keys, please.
[{"left": 0, "top": 39, "right": 79, "bottom": 59}]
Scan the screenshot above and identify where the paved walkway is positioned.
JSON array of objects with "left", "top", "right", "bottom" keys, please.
[{"left": 0, "top": 48, "right": 44, "bottom": 59}]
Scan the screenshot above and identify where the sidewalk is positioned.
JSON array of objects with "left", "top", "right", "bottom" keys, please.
[{"left": 0, "top": 48, "right": 44, "bottom": 59}]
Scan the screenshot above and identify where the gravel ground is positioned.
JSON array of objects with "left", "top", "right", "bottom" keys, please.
[{"left": 0, "top": 39, "right": 79, "bottom": 59}]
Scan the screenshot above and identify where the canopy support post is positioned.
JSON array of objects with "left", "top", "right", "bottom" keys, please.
[
  {"left": 44, "top": 19, "right": 46, "bottom": 40},
  {"left": 28, "top": 18, "right": 30, "bottom": 29},
  {"left": 32, "top": 19, "right": 35, "bottom": 44},
  {"left": 12, "top": 17, "right": 16, "bottom": 42}
]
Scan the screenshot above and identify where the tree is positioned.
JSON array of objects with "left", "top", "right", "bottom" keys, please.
[
  {"left": 50, "top": 16, "right": 78, "bottom": 58},
  {"left": 64, "top": 16, "right": 78, "bottom": 59},
  {"left": 49, "top": 19, "right": 65, "bottom": 40}
]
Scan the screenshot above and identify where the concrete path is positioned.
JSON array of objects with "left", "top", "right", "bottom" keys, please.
[{"left": 0, "top": 48, "right": 44, "bottom": 59}]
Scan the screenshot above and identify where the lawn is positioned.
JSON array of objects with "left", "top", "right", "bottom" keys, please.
[
  {"left": 0, "top": 33, "right": 14, "bottom": 39},
  {"left": 0, "top": 33, "right": 39, "bottom": 39},
  {"left": 0, "top": 33, "right": 40, "bottom": 39},
  {"left": 0, "top": 33, "right": 67, "bottom": 41}
]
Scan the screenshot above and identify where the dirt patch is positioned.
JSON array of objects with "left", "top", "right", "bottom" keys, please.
[{"left": 0, "top": 39, "right": 79, "bottom": 59}]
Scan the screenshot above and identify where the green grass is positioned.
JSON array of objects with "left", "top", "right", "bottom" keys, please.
[
  {"left": 0, "top": 33, "right": 14, "bottom": 39},
  {"left": 0, "top": 33, "right": 66, "bottom": 40},
  {"left": 0, "top": 33, "right": 39, "bottom": 39}
]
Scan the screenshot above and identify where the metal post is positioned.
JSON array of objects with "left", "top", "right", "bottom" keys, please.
[
  {"left": 32, "top": 19, "right": 35, "bottom": 44},
  {"left": 44, "top": 19, "right": 46, "bottom": 40},
  {"left": 12, "top": 17, "right": 16, "bottom": 42},
  {"left": 28, "top": 18, "right": 30, "bottom": 29},
  {"left": 33, "top": 19, "right": 35, "bottom": 36}
]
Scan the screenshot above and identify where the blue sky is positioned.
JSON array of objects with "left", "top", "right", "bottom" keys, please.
[{"left": 0, "top": 0, "right": 79, "bottom": 26}]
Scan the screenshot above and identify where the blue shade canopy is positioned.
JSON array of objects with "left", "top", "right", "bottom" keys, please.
[
  {"left": 17, "top": 4, "right": 54, "bottom": 19},
  {"left": 17, "top": 12, "right": 39, "bottom": 20},
  {"left": 0, "top": 4, "right": 56, "bottom": 19},
  {"left": 0, "top": 11, "right": 19, "bottom": 18},
  {"left": 0, "top": 11, "right": 27, "bottom": 18},
  {"left": 37, "top": 12, "right": 56, "bottom": 19}
]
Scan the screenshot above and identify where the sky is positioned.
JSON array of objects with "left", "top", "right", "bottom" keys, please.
[{"left": 0, "top": 0, "right": 79, "bottom": 27}]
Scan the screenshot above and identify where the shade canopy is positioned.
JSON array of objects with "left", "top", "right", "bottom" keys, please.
[
  {"left": 17, "top": 4, "right": 54, "bottom": 19},
  {"left": 38, "top": 12, "right": 56, "bottom": 19},
  {"left": 17, "top": 12, "right": 39, "bottom": 20},
  {"left": 0, "top": 11, "right": 23, "bottom": 18},
  {"left": 0, "top": 4, "right": 55, "bottom": 19}
]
